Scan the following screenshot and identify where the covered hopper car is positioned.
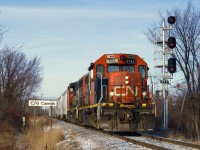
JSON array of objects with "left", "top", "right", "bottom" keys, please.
[{"left": 53, "top": 90, "right": 67, "bottom": 120}]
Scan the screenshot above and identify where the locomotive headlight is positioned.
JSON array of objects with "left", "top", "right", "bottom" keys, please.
[
  {"left": 70, "top": 88, "right": 73, "bottom": 92},
  {"left": 125, "top": 75, "right": 129, "bottom": 84},
  {"left": 125, "top": 75, "right": 129, "bottom": 80},
  {"left": 110, "top": 91, "right": 114, "bottom": 96},
  {"left": 142, "top": 91, "right": 147, "bottom": 97},
  {"left": 125, "top": 80, "right": 129, "bottom": 84}
]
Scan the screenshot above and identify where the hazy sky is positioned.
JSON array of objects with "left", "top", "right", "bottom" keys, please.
[{"left": 0, "top": 0, "right": 196, "bottom": 98}]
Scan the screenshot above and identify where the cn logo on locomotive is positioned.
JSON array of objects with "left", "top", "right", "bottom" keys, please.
[{"left": 113, "top": 86, "right": 138, "bottom": 96}]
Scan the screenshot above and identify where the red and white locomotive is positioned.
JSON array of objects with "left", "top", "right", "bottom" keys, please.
[{"left": 65, "top": 53, "right": 155, "bottom": 132}]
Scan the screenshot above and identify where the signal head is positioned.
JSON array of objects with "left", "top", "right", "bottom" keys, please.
[
  {"left": 168, "top": 16, "right": 176, "bottom": 25},
  {"left": 168, "top": 57, "right": 176, "bottom": 74},
  {"left": 167, "top": 37, "right": 176, "bottom": 49}
]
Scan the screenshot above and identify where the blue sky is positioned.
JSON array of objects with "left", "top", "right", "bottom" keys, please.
[{"left": 0, "top": 0, "right": 196, "bottom": 97}]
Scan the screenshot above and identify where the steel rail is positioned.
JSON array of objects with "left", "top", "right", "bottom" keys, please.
[
  {"left": 139, "top": 132, "right": 200, "bottom": 149},
  {"left": 108, "top": 133, "right": 168, "bottom": 150}
]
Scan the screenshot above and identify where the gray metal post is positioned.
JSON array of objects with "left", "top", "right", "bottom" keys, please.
[
  {"left": 34, "top": 106, "right": 36, "bottom": 126},
  {"left": 162, "top": 21, "right": 168, "bottom": 130},
  {"left": 154, "top": 18, "right": 174, "bottom": 131},
  {"left": 176, "top": 90, "right": 187, "bottom": 134},
  {"left": 51, "top": 106, "right": 52, "bottom": 131},
  {"left": 97, "top": 72, "right": 103, "bottom": 129}
]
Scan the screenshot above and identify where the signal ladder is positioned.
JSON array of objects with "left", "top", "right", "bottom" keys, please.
[{"left": 154, "top": 27, "right": 172, "bottom": 96}]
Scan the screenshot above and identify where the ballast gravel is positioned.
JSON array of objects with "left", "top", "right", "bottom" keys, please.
[
  {"left": 125, "top": 136, "right": 199, "bottom": 150},
  {"left": 55, "top": 120, "right": 199, "bottom": 150},
  {"left": 55, "top": 121, "right": 150, "bottom": 150}
]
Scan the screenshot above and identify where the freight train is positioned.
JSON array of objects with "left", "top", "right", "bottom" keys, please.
[{"left": 54, "top": 53, "right": 155, "bottom": 132}]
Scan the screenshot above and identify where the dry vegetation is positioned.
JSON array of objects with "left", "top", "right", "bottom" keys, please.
[
  {"left": 155, "top": 95, "right": 200, "bottom": 143},
  {"left": 0, "top": 115, "right": 82, "bottom": 150},
  {"left": 57, "top": 129, "right": 82, "bottom": 150},
  {"left": 22, "top": 116, "right": 64, "bottom": 150},
  {"left": 0, "top": 122, "right": 17, "bottom": 150}
]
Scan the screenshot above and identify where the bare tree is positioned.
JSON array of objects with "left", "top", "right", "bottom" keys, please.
[
  {"left": 0, "top": 46, "right": 43, "bottom": 129},
  {"left": 145, "top": 1, "right": 200, "bottom": 140},
  {"left": 0, "top": 16, "right": 7, "bottom": 44}
]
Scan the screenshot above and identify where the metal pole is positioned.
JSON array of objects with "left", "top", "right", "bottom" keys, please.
[
  {"left": 34, "top": 106, "right": 36, "bottom": 126},
  {"left": 51, "top": 106, "right": 52, "bottom": 131},
  {"left": 176, "top": 91, "right": 187, "bottom": 134},
  {"left": 97, "top": 72, "right": 103, "bottom": 129},
  {"left": 162, "top": 21, "right": 168, "bottom": 130}
]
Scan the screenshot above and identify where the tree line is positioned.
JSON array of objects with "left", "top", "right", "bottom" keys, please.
[{"left": 0, "top": 32, "right": 43, "bottom": 130}]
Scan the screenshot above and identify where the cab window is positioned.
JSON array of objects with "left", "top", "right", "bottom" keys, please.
[
  {"left": 138, "top": 65, "right": 146, "bottom": 78},
  {"left": 96, "top": 64, "right": 104, "bottom": 77},
  {"left": 122, "top": 66, "right": 134, "bottom": 72},
  {"left": 107, "top": 65, "right": 119, "bottom": 72}
]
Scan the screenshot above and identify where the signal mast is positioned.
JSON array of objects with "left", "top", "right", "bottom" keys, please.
[{"left": 154, "top": 16, "right": 176, "bottom": 130}]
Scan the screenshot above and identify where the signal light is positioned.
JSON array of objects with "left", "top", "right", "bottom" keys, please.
[
  {"left": 168, "top": 16, "right": 176, "bottom": 24},
  {"left": 168, "top": 58, "right": 176, "bottom": 74},
  {"left": 167, "top": 37, "right": 176, "bottom": 49}
]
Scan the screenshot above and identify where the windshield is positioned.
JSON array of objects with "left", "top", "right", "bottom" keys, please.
[
  {"left": 138, "top": 65, "right": 146, "bottom": 78},
  {"left": 122, "top": 66, "right": 134, "bottom": 72},
  {"left": 107, "top": 65, "right": 120, "bottom": 72}
]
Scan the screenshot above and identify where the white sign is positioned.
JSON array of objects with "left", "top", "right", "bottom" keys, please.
[{"left": 29, "top": 100, "right": 57, "bottom": 107}]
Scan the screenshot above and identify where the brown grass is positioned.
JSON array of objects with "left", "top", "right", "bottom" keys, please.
[
  {"left": 166, "top": 131, "right": 200, "bottom": 144},
  {"left": 23, "top": 116, "right": 65, "bottom": 150},
  {"left": 29, "top": 116, "right": 53, "bottom": 127},
  {"left": 167, "top": 132, "right": 186, "bottom": 140},
  {"left": 57, "top": 128, "right": 82, "bottom": 150},
  {"left": 0, "top": 122, "right": 17, "bottom": 150},
  {"left": 193, "top": 140, "right": 200, "bottom": 145}
]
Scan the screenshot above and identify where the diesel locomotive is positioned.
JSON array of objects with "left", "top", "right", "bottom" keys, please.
[{"left": 57, "top": 53, "right": 155, "bottom": 132}]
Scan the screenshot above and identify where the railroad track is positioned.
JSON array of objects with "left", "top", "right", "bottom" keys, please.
[
  {"left": 137, "top": 132, "right": 200, "bottom": 149},
  {"left": 84, "top": 126, "right": 200, "bottom": 150},
  {"left": 107, "top": 132, "right": 169, "bottom": 150},
  {"left": 102, "top": 132, "right": 198, "bottom": 150},
  {"left": 59, "top": 119, "right": 200, "bottom": 149}
]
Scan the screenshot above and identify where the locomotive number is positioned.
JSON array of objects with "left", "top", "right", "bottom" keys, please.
[{"left": 126, "top": 59, "right": 136, "bottom": 64}]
